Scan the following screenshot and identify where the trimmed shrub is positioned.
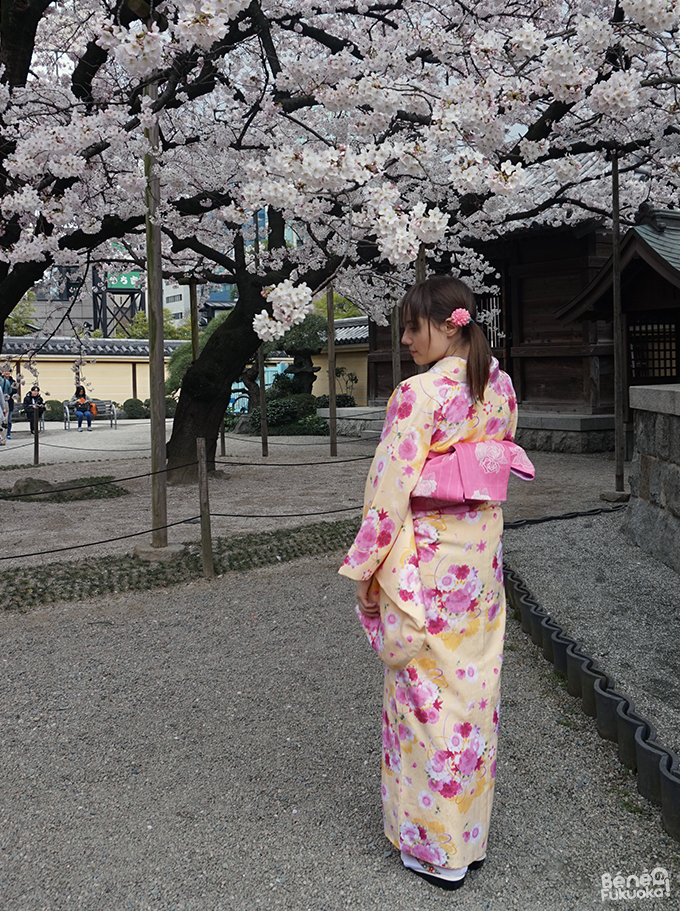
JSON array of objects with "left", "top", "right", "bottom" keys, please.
[
  {"left": 251, "top": 393, "right": 317, "bottom": 429},
  {"left": 313, "top": 394, "right": 356, "bottom": 408},
  {"left": 123, "top": 397, "right": 148, "bottom": 419},
  {"left": 44, "top": 400, "right": 63, "bottom": 422},
  {"left": 298, "top": 414, "right": 330, "bottom": 435},
  {"left": 164, "top": 396, "right": 178, "bottom": 418},
  {"left": 266, "top": 373, "right": 296, "bottom": 400}
]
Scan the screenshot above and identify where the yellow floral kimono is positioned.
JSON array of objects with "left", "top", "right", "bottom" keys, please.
[{"left": 339, "top": 356, "right": 518, "bottom": 869}]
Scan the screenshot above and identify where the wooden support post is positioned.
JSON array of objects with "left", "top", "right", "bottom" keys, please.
[
  {"left": 327, "top": 285, "right": 337, "bottom": 457},
  {"left": 391, "top": 303, "right": 401, "bottom": 390},
  {"left": 189, "top": 281, "right": 200, "bottom": 363},
  {"left": 612, "top": 152, "right": 625, "bottom": 492},
  {"left": 415, "top": 244, "right": 426, "bottom": 283},
  {"left": 220, "top": 423, "right": 226, "bottom": 457},
  {"left": 415, "top": 245, "right": 427, "bottom": 372},
  {"left": 258, "top": 344, "right": 268, "bottom": 457},
  {"left": 196, "top": 437, "right": 215, "bottom": 578},
  {"left": 145, "top": 80, "right": 168, "bottom": 547},
  {"left": 33, "top": 408, "right": 39, "bottom": 467}
]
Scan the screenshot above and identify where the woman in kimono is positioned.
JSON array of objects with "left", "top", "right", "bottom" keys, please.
[{"left": 339, "top": 276, "right": 518, "bottom": 890}]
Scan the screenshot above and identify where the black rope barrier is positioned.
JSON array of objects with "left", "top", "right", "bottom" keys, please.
[
  {"left": 0, "top": 460, "right": 200, "bottom": 499},
  {"left": 38, "top": 441, "right": 152, "bottom": 453},
  {"left": 0, "top": 441, "right": 36, "bottom": 451},
  {"left": 211, "top": 504, "right": 363, "bottom": 518},
  {"left": 0, "top": 500, "right": 628, "bottom": 567},
  {"left": 222, "top": 433, "right": 366, "bottom": 446},
  {"left": 214, "top": 455, "right": 373, "bottom": 467},
  {"left": 0, "top": 516, "right": 202, "bottom": 562},
  {"left": 505, "top": 504, "right": 627, "bottom": 529}
]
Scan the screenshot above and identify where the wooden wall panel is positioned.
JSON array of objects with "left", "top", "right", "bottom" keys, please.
[{"left": 521, "top": 357, "right": 585, "bottom": 408}]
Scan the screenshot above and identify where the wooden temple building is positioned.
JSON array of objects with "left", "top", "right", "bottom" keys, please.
[{"left": 366, "top": 208, "right": 680, "bottom": 451}]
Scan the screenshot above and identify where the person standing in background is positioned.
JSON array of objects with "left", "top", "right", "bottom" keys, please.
[
  {"left": 0, "top": 384, "right": 8, "bottom": 446},
  {"left": 1, "top": 367, "right": 18, "bottom": 439}
]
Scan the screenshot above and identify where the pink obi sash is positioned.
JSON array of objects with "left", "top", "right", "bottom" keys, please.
[{"left": 411, "top": 440, "right": 535, "bottom": 510}]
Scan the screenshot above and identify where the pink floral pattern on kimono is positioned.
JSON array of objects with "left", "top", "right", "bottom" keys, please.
[{"left": 340, "top": 356, "right": 519, "bottom": 870}]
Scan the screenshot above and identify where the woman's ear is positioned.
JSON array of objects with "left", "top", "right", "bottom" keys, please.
[{"left": 443, "top": 318, "right": 459, "bottom": 339}]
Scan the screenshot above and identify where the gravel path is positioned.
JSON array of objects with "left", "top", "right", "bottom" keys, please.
[
  {"left": 2, "top": 424, "right": 678, "bottom": 908},
  {"left": 1, "top": 555, "right": 678, "bottom": 911},
  {"left": 0, "top": 425, "right": 628, "bottom": 565},
  {"left": 0, "top": 424, "right": 371, "bottom": 561},
  {"left": 504, "top": 510, "right": 680, "bottom": 760}
]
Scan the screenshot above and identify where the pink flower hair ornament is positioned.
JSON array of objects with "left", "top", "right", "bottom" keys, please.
[{"left": 450, "top": 308, "right": 473, "bottom": 327}]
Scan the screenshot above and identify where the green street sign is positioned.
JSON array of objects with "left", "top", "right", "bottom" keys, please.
[{"left": 108, "top": 270, "right": 141, "bottom": 290}]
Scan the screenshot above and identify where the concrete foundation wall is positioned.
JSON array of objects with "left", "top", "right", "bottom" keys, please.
[{"left": 625, "top": 385, "right": 680, "bottom": 575}]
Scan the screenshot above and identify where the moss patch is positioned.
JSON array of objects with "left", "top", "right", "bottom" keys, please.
[
  {"left": 0, "top": 476, "right": 128, "bottom": 502},
  {"left": 1, "top": 517, "right": 361, "bottom": 609}
]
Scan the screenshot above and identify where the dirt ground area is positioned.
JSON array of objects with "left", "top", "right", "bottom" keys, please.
[{"left": 0, "top": 419, "right": 629, "bottom": 567}]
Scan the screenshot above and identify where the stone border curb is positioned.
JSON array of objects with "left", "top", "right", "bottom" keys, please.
[{"left": 504, "top": 567, "right": 680, "bottom": 842}]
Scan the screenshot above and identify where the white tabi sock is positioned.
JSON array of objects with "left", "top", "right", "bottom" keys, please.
[{"left": 401, "top": 850, "right": 468, "bottom": 882}]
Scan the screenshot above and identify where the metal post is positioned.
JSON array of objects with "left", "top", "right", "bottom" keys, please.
[
  {"left": 145, "top": 80, "right": 168, "bottom": 547},
  {"left": 612, "top": 152, "right": 625, "bottom": 492},
  {"left": 326, "top": 285, "right": 337, "bottom": 457},
  {"left": 196, "top": 437, "right": 215, "bottom": 578},
  {"left": 258, "top": 344, "right": 268, "bottom": 457}
]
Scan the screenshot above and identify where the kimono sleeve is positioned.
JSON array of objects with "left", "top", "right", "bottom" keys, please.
[
  {"left": 495, "top": 368, "right": 518, "bottom": 442},
  {"left": 339, "top": 375, "right": 441, "bottom": 581}
]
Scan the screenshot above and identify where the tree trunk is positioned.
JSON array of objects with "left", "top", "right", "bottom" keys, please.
[
  {"left": 240, "top": 364, "right": 260, "bottom": 412},
  {"left": 165, "top": 275, "right": 262, "bottom": 483}
]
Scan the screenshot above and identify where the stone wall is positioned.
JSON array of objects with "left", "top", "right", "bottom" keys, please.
[
  {"left": 625, "top": 385, "right": 680, "bottom": 574},
  {"left": 514, "top": 412, "right": 633, "bottom": 454}
]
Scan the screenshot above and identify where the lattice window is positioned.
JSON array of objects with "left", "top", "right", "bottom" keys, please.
[
  {"left": 477, "top": 294, "right": 504, "bottom": 349},
  {"left": 629, "top": 318, "right": 678, "bottom": 381}
]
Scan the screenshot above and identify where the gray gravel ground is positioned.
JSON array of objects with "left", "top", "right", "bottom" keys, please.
[
  {"left": 2, "top": 554, "right": 680, "bottom": 911},
  {"left": 504, "top": 510, "right": 680, "bottom": 760}
]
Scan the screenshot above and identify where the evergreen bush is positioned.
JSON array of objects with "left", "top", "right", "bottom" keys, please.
[
  {"left": 44, "top": 400, "right": 63, "bottom": 422},
  {"left": 298, "top": 414, "right": 330, "bottom": 435},
  {"left": 266, "top": 373, "right": 296, "bottom": 400},
  {"left": 122, "top": 397, "right": 148, "bottom": 419},
  {"left": 314, "top": 394, "right": 356, "bottom": 408},
  {"left": 251, "top": 393, "right": 317, "bottom": 428}
]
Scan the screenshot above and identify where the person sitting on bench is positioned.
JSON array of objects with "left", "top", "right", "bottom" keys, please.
[
  {"left": 23, "top": 385, "right": 46, "bottom": 434},
  {"left": 70, "top": 385, "right": 94, "bottom": 431}
]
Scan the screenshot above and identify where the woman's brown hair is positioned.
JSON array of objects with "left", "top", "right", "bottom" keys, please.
[{"left": 400, "top": 275, "right": 492, "bottom": 403}]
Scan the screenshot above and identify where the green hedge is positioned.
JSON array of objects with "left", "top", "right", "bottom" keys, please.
[
  {"left": 43, "top": 400, "right": 63, "bottom": 422},
  {"left": 313, "top": 394, "right": 356, "bottom": 408},
  {"left": 266, "top": 373, "right": 296, "bottom": 400},
  {"left": 122, "top": 397, "right": 148, "bottom": 419},
  {"left": 251, "top": 393, "right": 317, "bottom": 428}
]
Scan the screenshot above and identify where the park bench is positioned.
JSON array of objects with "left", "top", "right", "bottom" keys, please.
[
  {"left": 9, "top": 400, "right": 45, "bottom": 432},
  {"left": 62, "top": 399, "right": 118, "bottom": 430}
]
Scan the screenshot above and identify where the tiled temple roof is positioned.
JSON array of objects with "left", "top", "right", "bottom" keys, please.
[{"left": 2, "top": 336, "right": 186, "bottom": 358}]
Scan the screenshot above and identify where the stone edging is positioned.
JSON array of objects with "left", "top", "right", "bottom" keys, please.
[{"left": 504, "top": 567, "right": 680, "bottom": 842}]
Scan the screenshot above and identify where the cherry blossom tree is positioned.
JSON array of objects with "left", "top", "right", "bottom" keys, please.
[{"left": 2, "top": 0, "right": 680, "bottom": 476}]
